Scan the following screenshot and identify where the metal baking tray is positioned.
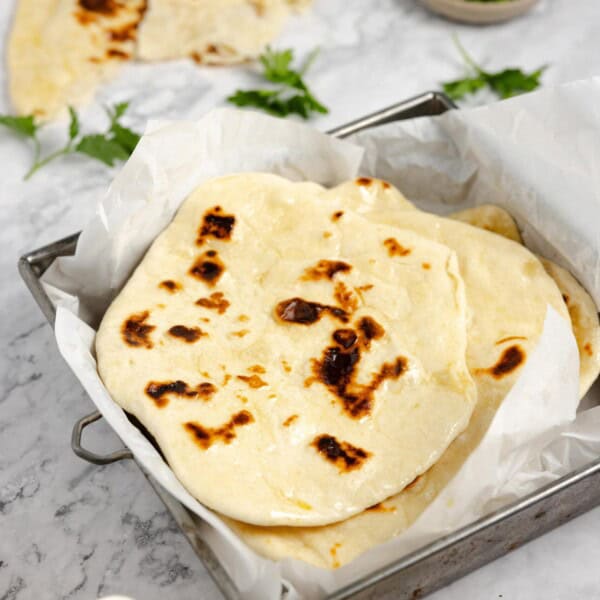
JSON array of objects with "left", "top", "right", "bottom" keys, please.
[{"left": 18, "top": 91, "right": 600, "bottom": 600}]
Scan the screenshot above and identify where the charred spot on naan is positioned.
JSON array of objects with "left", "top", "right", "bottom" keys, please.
[
  {"left": 122, "top": 311, "right": 155, "bottom": 348},
  {"left": 189, "top": 250, "right": 225, "bottom": 287},
  {"left": 334, "top": 281, "right": 359, "bottom": 313},
  {"left": 332, "top": 329, "right": 358, "bottom": 349},
  {"left": 283, "top": 414, "right": 299, "bottom": 427},
  {"left": 422, "top": 263, "right": 431, "bottom": 270},
  {"left": 384, "top": 238, "right": 412, "bottom": 257},
  {"left": 184, "top": 410, "right": 254, "bottom": 450},
  {"left": 495, "top": 336, "right": 527, "bottom": 345},
  {"left": 330, "top": 543, "right": 342, "bottom": 568},
  {"left": 196, "top": 206, "right": 235, "bottom": 245},
  {"left": 159, "top": 280, "right": 182, "bottom": 293},
  {"left": 312, "top": 435, "right": 371, "bottom": 473},
  {"left": 355, "top": 177, "right": 372, "bottom": 187},
  {"left": 145, "top": 380, "right": 216, "bottom": 407},
  {"left": 476, "top": 345, "right": 526, "bottom": 378},
  {"left": 106, "top": 48, "right": 130, "bottom": 60},
  {"left": 584, "top": 343, "right": 594, "bottom": 357},
  {"left": 248, "top": 365, "right": 266, "bottom": 374},
  {"left": 231, "top": 329, "right": 249, "bottom": 338},
  {"left": 366, "top": 502, "right": 396, "bottom": 513},
  {"left": 275, "top": 298, "right": 349, "bottom": 325},
  {"left": 237, "top": 374, "right": 268, "bottom": 389},
  {"left": 75, "top": 0, "right": 147, "bottom": 31},
  {"left": 302, "top": 260, "right": 352, "bottom": 281},
  {"left": 310, "top": 322, "right": 405, "bottom": 419},
  {"left": 356, "top": 316, "right": 385, "bottom": 347},
  {"left": 331, "top": 211, "right": 344, "bottom": 222},
  {"left": 195, "top": 292, "right": 230, "bottom": 314},
  {"left": 167, "top": 325, "right": 206, "bottom": 343}
]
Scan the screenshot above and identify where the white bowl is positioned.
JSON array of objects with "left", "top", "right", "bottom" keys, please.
[{"left": 421, "top": 0, "right": 539, "bottom": 24}]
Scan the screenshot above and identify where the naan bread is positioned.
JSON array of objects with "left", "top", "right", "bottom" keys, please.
[
  {"left": 137, "top": 0, "right": 310, "bottom": 65},
  {"left": 537, "top": 260, "right": 600, "bottom": 397},
  {"left": 450, "top": 204, "right": 523, "bottom": 243},
  {"left": 448, "top": 204, "right": 600, "bottom": 397},
  {"left": 224, "top": 178, "right": 570, "bottom": 566},
  {"left": 9, "top": 0, "right": 146, "bottom": 118},
  {"left": 9, "top": 0, "right": 311, "bottom": 117},
  {"left": 96, "top": 173, "right": 476, "bottom": 527}
]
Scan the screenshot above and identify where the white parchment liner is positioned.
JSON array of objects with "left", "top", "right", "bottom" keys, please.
[{"left": 43, "top": 78, "right": 600, "bottom": 599}]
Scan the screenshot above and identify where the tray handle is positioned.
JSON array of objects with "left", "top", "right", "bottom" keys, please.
[{"left": 72, "top": 411, "right": 133, "bottom": 465}]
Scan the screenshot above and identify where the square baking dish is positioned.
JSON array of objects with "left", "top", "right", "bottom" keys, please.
[{"left": 18, "top": 91, "right": 600, "bottom": 600}]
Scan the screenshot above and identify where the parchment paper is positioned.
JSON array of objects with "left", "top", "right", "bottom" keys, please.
[{"left": 44, "top": 78, "right": 600, "bottom": 599}]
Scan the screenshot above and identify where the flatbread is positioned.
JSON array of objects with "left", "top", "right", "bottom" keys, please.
[
  {"left": 8, "top": 0, "right": 146, "bottom": 118},
  {"left": 448, "top": 204, "right": 600, "bottom": 397},
  {"left": 538, "top": 260, "right": 600, "bottom": 396},
  {"left": 137, "top": 0, "right": 310, "bottom": 65},
  {"left": 450, "top": 204, "right": 523, "bottom": 243},
  {"left": 95, "top": 173, "right": 476, "bottom": 527},
  {"left": 224, "top": 179, "right": 570, "bottom": 566},
  {"left": 8, "top": 0, "right": 311, "bottom": 117}
]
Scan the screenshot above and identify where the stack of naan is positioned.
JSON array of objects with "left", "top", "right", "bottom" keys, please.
[
  {"left": 96, "top": 173, "right": 600, "bottom": 568},
  {"left": 8, "top": 0, "right": 311, "bottom": 119}
]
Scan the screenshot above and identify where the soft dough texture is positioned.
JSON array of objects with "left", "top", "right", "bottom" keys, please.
[
  {"left": 9, "top": 0, "right": 146, "bottom": 118},
  {"left": 450, "top": 204, "right": 523, "bottom": 244},
  {"left": 95, "top": 174, "right": 476, "bottom": 527},
  {"left": 224, "top": 178, "right": 571, "bottom": 567},
  {"left": 448, "top": 204, "right": 600, "bottom": 398},
  {"left": 137, "top": 0, "right": 309, "bottom": 65}
]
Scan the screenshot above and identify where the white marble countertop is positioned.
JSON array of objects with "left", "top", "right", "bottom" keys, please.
[{"left": 2, "top": 1, "right": 600, "bottom": 598}]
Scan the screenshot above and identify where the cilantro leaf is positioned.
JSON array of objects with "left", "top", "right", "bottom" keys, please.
[
  {"left": 442, "top": 36, "right": 545, "bottom": 102},
  {"left": 485, "top": 67, "right": 546, "bottom": 99},
  {"left": 2, "top": 101, "right": 141, "bottom": 179},
  {"left": 443, "top": 76, "right": 487, "bottom": 101},
  {"left": 111, "top": 102, "right": 130, "bottom": 122},
  {"left": 227, "top": 47, "right": 328, "bottom": 119},
  {"left": 110, "top": 122, "right": 140, "bottom": 154},
  {"left": 260, "top": 47, "right": 296, "bottom": 84},
  {"left": 0, "top": 115, "right": 38, "bottom": 138},
  {"left": 75, "top": 134, "right": 130, "bottom": 166},
  {"left": 227, "top": 89, "right": 284, "bottom": 114},
  {"left": 68, "top": 107, "right": 80, "bottom": 140}
]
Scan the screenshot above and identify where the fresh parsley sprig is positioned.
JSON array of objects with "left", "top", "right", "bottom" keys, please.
[
  {"left": 442, "top": 35, "right": 546, "bottom": 101},
  {"left": 0, "top": 102, "right": 141, "bottom": 180},
  {"left": 227, "top": 47, "right": 328, "bottom": 119}
]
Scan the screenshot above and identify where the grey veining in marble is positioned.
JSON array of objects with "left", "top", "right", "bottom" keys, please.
[{"left": 2, "top": 1, "right": 600, "bottom": 599}]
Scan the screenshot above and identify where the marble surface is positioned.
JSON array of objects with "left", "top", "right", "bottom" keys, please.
[{"left": 1, "top": 0, "right": 600, "bottom": 598}]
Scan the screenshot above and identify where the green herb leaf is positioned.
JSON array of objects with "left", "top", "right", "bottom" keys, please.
[
  {"left": 227, "top": 46, "right": 328, "bottom": 119},
  {"left": 68, "top": 107, "right": 80, "bottom": 140},
  {"left": 260, "top": 47, "right": 296, "bottom": 84},
  {"left": 111, "top": 101, "right": 130, "bottom": 122},
  {"left": 75, "top": 134, "right": 130, "bottom": 166},
  {"left": 442, "top": 76, "right": 487, "bottom": 101},
  {"left": 110, "top": 123, "right": 140, "bottom": 154},
  {"left": 442, "top": 36, "right": 546, "bottom": 101},
  {"left": 484, "top": 67, "right": 546, "bottom": 99},
  {"left": 0, "top": 115, "right": 38, "bottom": 138}
]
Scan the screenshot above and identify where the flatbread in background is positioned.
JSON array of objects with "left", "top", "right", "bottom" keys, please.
[
  {"left": 448, "top": 204, "right": 600, "bottom": 398},
  {"left": 225, "top": 181, "right": 570, "bottom": 567},
  {"left": 9, "top": 0, "right": 146, "bottom": 119},
  {"left": 450, "top": 204, "right": 523, "bottom": 244},
  {"left": 8, "top": 0, "right": 312, "bottom": 117},
  {"left": 95, "top": 173, "right": 477, "bottom": 527},
  {"left": 137, "top": 0, "right": 310, "bottom": 65},
  {"left": 538, "top": 259, "right": 600, "bottom": 397}
]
